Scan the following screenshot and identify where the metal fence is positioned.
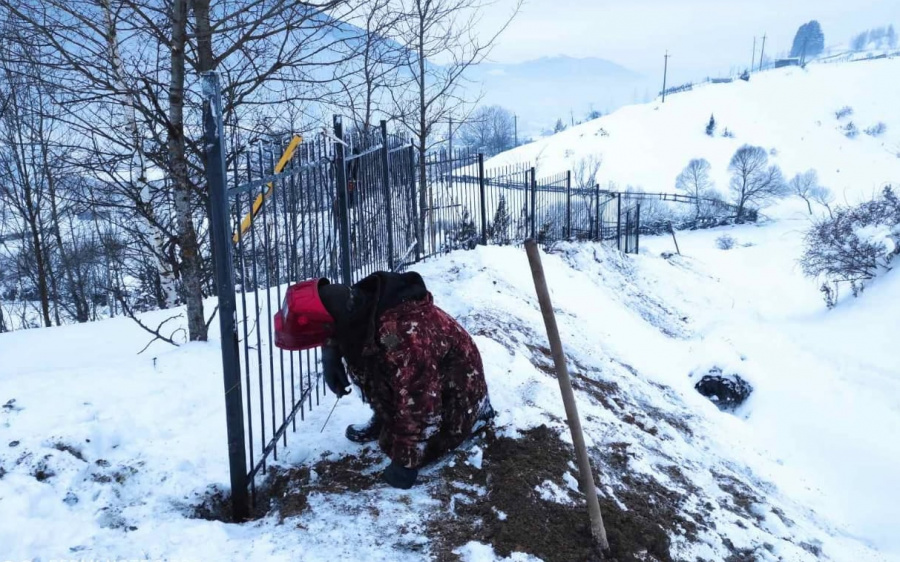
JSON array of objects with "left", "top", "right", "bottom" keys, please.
[{"left": 201, "top": 72, "right": 642, "bottom": 519}]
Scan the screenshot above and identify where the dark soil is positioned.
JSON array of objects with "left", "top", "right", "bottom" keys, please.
[
  {"left": 53, "top": 442, "right": 86, "bottom": 462},
  {"left": 429, "top": 425, "right": 677, "bottom": 562},
  {"left": 190, "top": 446, "right": 385, "bottom": 523}
]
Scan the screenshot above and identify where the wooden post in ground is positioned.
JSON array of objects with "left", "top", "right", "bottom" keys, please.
[
  {"left": 669, "top": 222, "right": 681, "bottom": 255},
  {"left": 524, "top": 239, "right": 610, "bottom": 552}
]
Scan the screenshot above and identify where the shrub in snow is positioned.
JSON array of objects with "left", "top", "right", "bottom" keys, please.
[
  {"left": 721, "top": 128, "right": 735, "bottom": 138},
  {"left": 706, "top": 114, "right": 716, "bottom": 137},
  {"left": 716, "top": 234, "right": 736, "bottom": 250},
  {"left": 801, "top": 186, "right": 900, "bottom": 303},
  {"left": 447, "top": 208, "right": 479, "bottom": 251},
  {"left": 694, "top": 368, "right": 753, "bottom": 412},
  {"left": 835, "top": 106, "right": 853, "bottom": 120},
  {"left": 843, "top": 122, "right": 859, "bottom": 139},
  {"left": 864, "top": 122, "right": 887, "bottom": 137}
]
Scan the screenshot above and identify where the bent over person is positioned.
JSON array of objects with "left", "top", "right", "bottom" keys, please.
[{"left": 275, "top": 271, "right": 493, "bottom": 489}]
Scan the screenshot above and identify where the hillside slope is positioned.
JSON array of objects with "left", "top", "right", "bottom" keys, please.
[
  {"left": 487, "top": 57, "right": 900, "bottom": 207},
  {"left": 2, "top": 230, "right": 898, "bottom": 560}
]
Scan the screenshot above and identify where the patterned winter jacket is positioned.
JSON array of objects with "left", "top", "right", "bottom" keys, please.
[{"left": 341, "top": 272, "right": 489, "bottom": 469}]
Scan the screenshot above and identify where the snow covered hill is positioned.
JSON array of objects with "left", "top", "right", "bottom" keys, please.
[
  {"left": 487, "top": 56, "right": 900, "bottom": 208},
  {"left": 2, "top": 226, "right": 899, "bottom": 560},
  {"left": 2, "top": 57, "right": 899, "bottom": 562}
]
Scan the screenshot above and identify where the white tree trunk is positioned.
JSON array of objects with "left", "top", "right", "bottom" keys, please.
[{"left": 101, "top": 0, "right": 179, "bottom": 308}]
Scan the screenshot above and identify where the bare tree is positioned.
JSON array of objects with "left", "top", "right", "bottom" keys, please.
[
  {"left": 728, "top": 145, "right": 787, "bottom": 220},
  {"left": 790, "top": 169, "right": 825, "bottom": 215},
  {"left": 1, "top": 0, "right": 354, "bottom": 340},
  {"left": 0, "top": 33, "right": 54, "bottom": 327},
  {"left": 459, "top": 105, "right": 515, "bottom": 155},
  {"left": 676, "top": 158, "right": 714, "bottom": 219},
  {"left": 335, "top": 0, "right": 409, "bottom": 132},
  {"left": 391, "top": 0, "right": 521, "bottom": 256}
]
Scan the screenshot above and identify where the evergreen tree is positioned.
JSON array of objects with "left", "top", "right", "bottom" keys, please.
[
  {"left": 706, "top": 114, "right": 717, "bottom": 137},
  {"left": 888, "top": 25, "right": 898, "bottom": 49},
  {"left": 490, "top": 195, "right": 512, "bottom": 245},
  {"left": 553, "top": 119, "right": 566, "bottom": 133},
  {"left": 791, "top": 21, "right": 825, "bottom": 60},
  {"left": 449, "top": 208, "right": 479, "bottom": 251}
]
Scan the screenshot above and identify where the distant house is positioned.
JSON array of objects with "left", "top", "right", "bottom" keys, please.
[
  {"left": 710, "top": 77, "right": 734, "bottom": 84},
  {"left": 774, "top": 58, "right": 801, "bottom": 68}
]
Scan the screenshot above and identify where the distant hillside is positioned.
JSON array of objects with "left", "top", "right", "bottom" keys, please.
[
  {"left": 486, "top": 56, "right": 900, "bottom": 206},
  {"left": 465, "top": 55, "right": 651, "bottom": 137}
]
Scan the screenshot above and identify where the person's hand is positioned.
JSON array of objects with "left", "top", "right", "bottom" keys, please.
[
  {"left": 322, "top": 345, "right": 351, "bottom": 397},
  {"left": 382, "top": 461, "right": 418, "bottom": 489}
]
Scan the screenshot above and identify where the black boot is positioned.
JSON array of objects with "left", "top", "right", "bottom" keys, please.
[{"left": 346, "top": 414, "right": 383, "bottom": 443}]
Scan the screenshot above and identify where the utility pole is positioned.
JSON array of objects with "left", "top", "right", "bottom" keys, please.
[
  {"left": 758, "top": 34, "right": 767, "bottom": 71},
  {"left": 570, "top": 109, "right": 575, "bottom": 127},
  {"left": 661, "top": 50, "right": 670, "bottom": 103},
  {"left": 751, "top": 36, "right": 757, "bottom": 72},
  {"left": 514, "top": 114, "right": 518, "bottom": 147}
]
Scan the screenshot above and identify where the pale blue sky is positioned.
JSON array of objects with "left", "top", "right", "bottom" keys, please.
[{"left": 479, "top": 0, "right": 900, "bottom": 81}]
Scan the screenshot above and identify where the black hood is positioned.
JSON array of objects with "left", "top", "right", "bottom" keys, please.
[{"left": 319, "top": 271, "right": 428, "bottom": 360}]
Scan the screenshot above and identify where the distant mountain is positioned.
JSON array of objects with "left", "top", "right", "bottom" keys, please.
[{"left": 464, "top": 56, "right": 651, "bottom": 137}]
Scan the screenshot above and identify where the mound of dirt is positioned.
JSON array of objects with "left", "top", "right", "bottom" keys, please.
[{"left": 429, "top": 425, "right": 676, "bottom": 562}]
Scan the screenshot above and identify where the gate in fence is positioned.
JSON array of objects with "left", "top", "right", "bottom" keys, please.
[{"left": 201, "top": 72, "right": 641, "bottom": 519}]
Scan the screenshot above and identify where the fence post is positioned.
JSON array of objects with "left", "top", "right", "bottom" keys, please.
[
  {"left": 201, "top": 71, "right": 249, "bottom": 522},
  {"left": 478, "top": 153, "right": 487, "bottom": 245},
  {"left": 530, "top": 167, "right": 537, "bottom": 239},
  {"left": 408, "top": 144, "right": 421, "bottom": 261},
  {"left": 333, "top": 116, "right": 353, "bottom": 285},
  {"left": 635, "top": 203, "right": 641, "bottom": 254},
  {"left": 379, "top": 121, "right": 395, "bottom": 271},
  {"left": 594, "top": 184, "right": 601, "bottom": 242},
  {"left": 565, "top": 170, "right": 572, "bottom": 239},
  {"left": 616, "top": 193, "right": 622, "bottom": 252}
]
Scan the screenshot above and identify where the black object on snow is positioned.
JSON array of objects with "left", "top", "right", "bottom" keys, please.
[{"left": 694, "top": 368, "right": 752, "bottom": 412}]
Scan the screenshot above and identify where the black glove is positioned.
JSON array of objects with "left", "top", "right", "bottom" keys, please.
[
  {"left": 382, "top": 461, "right": 418, "bottom": 489},
  {"left": 322, "top": 344, "right": 351, "bottom": 397}
]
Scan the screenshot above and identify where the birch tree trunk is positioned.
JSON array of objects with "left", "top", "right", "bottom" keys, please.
[{"left": 100, "top": 0, "right": 180, "bottom": 309}]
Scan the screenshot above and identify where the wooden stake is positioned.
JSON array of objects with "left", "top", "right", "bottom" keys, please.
[
  {"left": 524, "top": 239, "right": 610, "bottom": 551},
  {"left": 669, "top": 222, "right": 681, "bottom": 255}
]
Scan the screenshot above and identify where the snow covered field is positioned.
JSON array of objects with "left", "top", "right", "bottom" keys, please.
[
  {"left": 2, "top": 57, "right": 899, "bottom": 561},
  {"left": 487, "top": 56, "right": 900, "bottom": 207}
]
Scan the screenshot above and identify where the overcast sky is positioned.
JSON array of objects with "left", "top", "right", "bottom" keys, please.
[{"left": 478, "top": 0, "right": 900, "bottom": 83}]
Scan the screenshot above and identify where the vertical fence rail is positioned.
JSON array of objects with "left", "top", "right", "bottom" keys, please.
[{"left": 201, "top": 71, "right": 249, "bottom": 520}]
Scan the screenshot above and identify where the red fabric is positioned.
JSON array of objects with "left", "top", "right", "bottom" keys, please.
[{"left": 274, "top": 279, "right": 335, "bottom": 351}]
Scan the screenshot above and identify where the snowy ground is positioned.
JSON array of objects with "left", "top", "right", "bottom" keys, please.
[{"left": 2, "top": 209, "right": 899, "bottom": 560}]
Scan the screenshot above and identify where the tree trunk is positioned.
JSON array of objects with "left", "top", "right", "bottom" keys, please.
[
  {"left": 27, "top": 217, "right": 52, "bottom": 327},
  {"left": 100, "top": 0, "right": 180, "bottom": 309},
  {"left": 170, "top": 0, "right": 207, "bottom": 341}
]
